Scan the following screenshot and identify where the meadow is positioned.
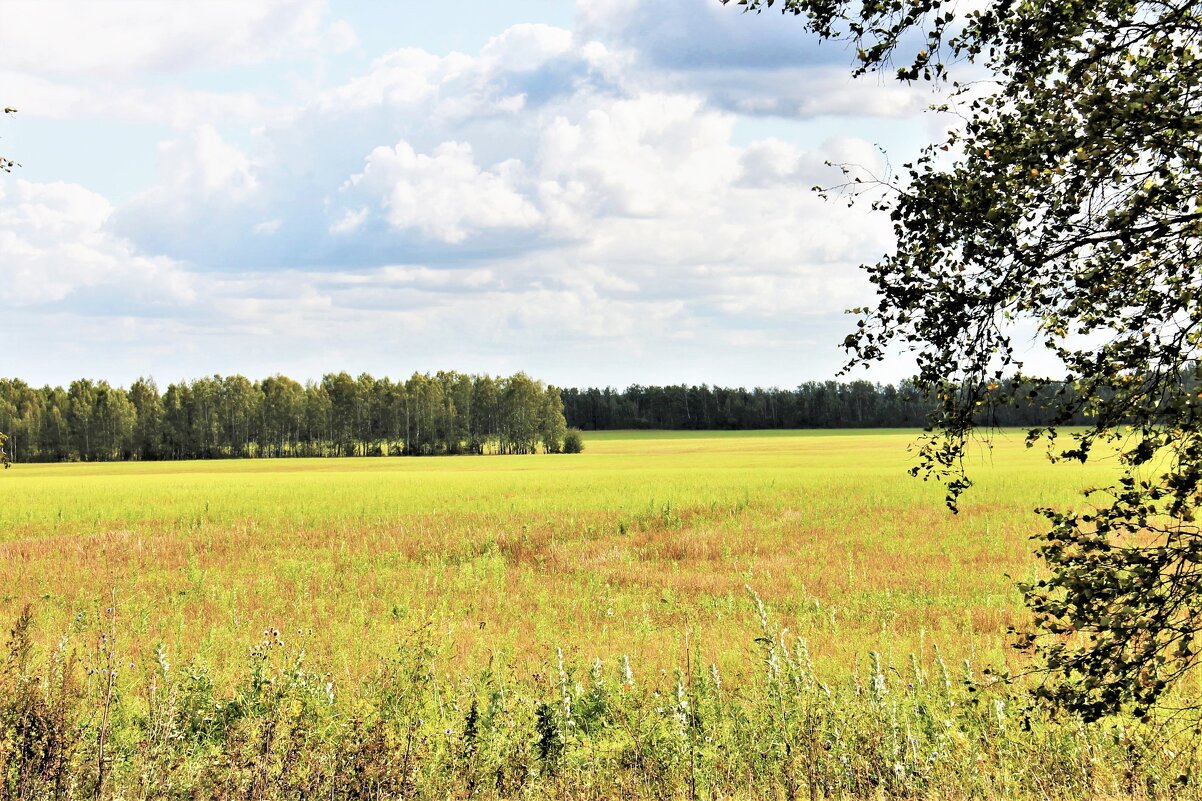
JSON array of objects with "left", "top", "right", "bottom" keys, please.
[
  {"left": 3, "top": 430, "right": 1198, "bottom": 799},
  {"left": 2, "top": 429, "right": 1095, "bottom": 678}
]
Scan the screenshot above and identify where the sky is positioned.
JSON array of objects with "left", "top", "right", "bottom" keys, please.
[{"left": 0, "top": 0, "right": 947, "bottom": 390}]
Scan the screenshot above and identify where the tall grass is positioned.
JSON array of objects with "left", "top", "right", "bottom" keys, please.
[{"left": 2, "top": 595, "right": 1197, "bottom": 800}]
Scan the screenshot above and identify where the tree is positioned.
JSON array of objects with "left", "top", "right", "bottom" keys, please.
[
  {"left": 0, "top": 379, "right": 42, "bottom": 462},
  {"left": 471, "top": 375, "right": 500, "bottom": 454},
  {"left": 92, "top": 382, "right": 136, "bottom": 460},
  {"left": 40, "top": 387, "right": 70, "bottom": 462},
  {"left": 727, "top": 0, "right": 1202, "bottom": 720},
  {"left": 539, "top": 385, "right": 568, "bottom": 453},
  {"left": 499, "top": 373, "right": 543, "bottom": 454},
  {"left": 129, "top": 378, "right": 164, "bottom": 460},
  {"left": 260, "top": 375, "right": 305, "bottom": 457},
  {"left": 66, "top": 379, "right": 99, "bottom": 460}
]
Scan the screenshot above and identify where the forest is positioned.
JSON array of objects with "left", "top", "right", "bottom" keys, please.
[
  {"left": 0, "top": 372, "right": 568, "bottom": 462},
  {"left": 562, "top": 380, "right": 1075, "bottom": 431},
  {"left": 0, "top": 372, "right": 1077, "bottom": 463}
]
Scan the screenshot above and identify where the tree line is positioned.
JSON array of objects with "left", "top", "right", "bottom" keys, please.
[
  {"left": 0, "top": 373, "right": 1088, "bottom": 462},
  {"left": 561, "top": 380, "right": 1080, "bottom": 431},
  {"left": 0, "top": 372, "right": 569, "bottom": 462}
]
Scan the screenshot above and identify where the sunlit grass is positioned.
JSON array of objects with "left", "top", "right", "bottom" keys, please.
[{"left": 0, "top": 429, "right": 1115, "bottom": 686}]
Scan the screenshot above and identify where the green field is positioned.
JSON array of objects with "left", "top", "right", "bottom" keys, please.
[
  {"left": 8, "top": 430, "right": 1194, "bottom": 800},
  {"left": 2, "top": 429, "right": 1108, "bottom": 677}
]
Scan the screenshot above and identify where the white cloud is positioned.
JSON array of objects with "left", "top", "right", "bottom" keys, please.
[
  {"left": 1, "top": 4, "right": 930, "bottom": 387},
  {"left": 84, "top": 24, "right": 890, "bottom": 373},
  {"left": 329, "top": 207, "right": 369, "bottom": 235},
  {"left": 156, "top": 126, "right": 258, "bottom": 198},
  {"left": 346, "top": 141, "right": 541, "bottom": 243},
  {"left": 0, "top": 180, "right": 194, "bottom": 309},
  {"left": 0, "top": 1, "right": 352, "bottom": 136},
  {"left": 0, "top": 0, "right": 354, "bottom": 79},
  {"left": 536, "top": 94, "right": 741, "bottom": 221},
  {"left": 317, "top": 48, "right": 451, "bottom": 112},
  {"left": 479, "top": 23, "right": 575, "bottom": 73},
  {"left": 576, "top": 0, "right": 937, "bottom": 119},
  {"left": 577, "top": 0, "right": 840, "bottom": 70},
  {"left": 0, "top": 70, "right": 271, "bottom": 130},
  {"left": 111, "top": 126, "right": 262, "bottom": 257}
]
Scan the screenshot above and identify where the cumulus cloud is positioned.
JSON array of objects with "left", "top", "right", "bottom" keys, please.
[
  {"left": 537, "top": 94, "right": 741, "bottom": 221},
  {"left": 346, "top": 141, "right": 540, "bottom": 243},
  {"left": 577, "top": 0, "right": 842, "bottom": 70},
  {"left": 577, "top": 0, "right": 937, "bottom": 119},
  {"left": 0, "top": 0, "right": 354, "bottom": 78},
  {"left": 111, "top": 126, "right": 263, "bottom": 260},
  {"left": 0, "top": 0, "right": 352, "bottom": 135},
  {"left": 2, "top": 2, "right": 929, "bottom": 387},
  {"left": 0, "top": 180, "right": 194, "bottom": 311},
  {"left": 316, "top": 24, "right": 592, "bottom": 123}
]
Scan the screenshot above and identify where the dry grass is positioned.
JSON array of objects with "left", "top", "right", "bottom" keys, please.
[{"left": 0, "top": 429, "right": 1111, "bottom": 685}]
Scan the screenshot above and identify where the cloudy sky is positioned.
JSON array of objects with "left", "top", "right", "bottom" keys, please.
[{"left": 0, "top": 0, "right": 944, "bottom": 389}]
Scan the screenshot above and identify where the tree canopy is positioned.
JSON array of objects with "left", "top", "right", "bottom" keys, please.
[
  {"left": 726, "top": 0, "right": 1202, "bottom": 719},
  {"left": 1, "top": 374, "right": 1089, "bottom": 463},
  {"left": 0, "top": 372, "right": 571, "bottom": 462}
]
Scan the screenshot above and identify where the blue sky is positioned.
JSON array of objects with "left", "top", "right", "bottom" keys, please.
[{"left": 0, "top": 0, "right": 942, "bottom": 389}]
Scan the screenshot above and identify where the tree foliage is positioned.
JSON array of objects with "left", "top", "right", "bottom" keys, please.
[
  {"left": 726, "top": 0, "right": 1202, "bottom": 719},
  {"left": 562, "top": 378, "right": 1077, "bottom": 430},
  {"left": 0, "top": 372, "right": 571, "bottom": 462},
  {"left": 562, "top": 428, "right": 585, "bottom": 454},
  {"left": 1, "top": 375, "right": 1083, "bottom": 460}
]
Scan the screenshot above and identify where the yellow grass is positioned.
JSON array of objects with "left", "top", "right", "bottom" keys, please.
[{"left": 0, "top": 429, "right": 1116, "bottom": 685}]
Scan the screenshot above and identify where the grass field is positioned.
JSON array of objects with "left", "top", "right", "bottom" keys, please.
[
  {"left": 9, "top": 429, "right": 1202, "bottom": 799},
  {"left": 2, "top": 428, "right": 1110, "bottom": 680}
]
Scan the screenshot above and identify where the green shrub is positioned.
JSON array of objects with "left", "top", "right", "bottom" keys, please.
[{"left": 562, "top": 429, "right": 584, "bottom": 454}]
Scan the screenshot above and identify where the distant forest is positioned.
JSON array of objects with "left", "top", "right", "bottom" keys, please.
[
  {"left": 0, "top": 373, "right": 1068, "bottom": 463},
  {"left": 562, "top": 380, "right": 1069, "bottom": 431}
]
